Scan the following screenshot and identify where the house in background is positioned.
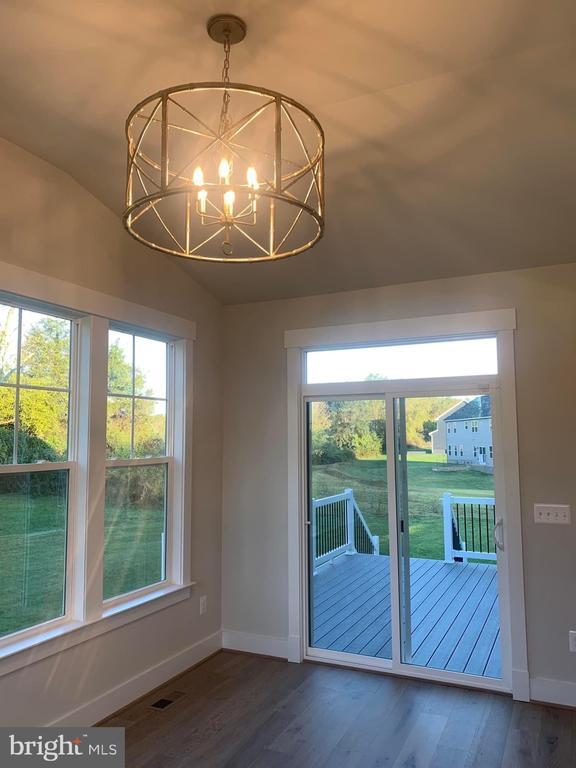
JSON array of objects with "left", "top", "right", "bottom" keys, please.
[
  {"left": 430, "top": 401, "right": 468, "bottom": 455},
  {"left": 441, "top": 395, "right": 493, "bottom": 468}
]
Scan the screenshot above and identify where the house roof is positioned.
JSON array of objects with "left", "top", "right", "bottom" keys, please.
[
  {"left": 445, "top": 395, "right": 491, "bottom": 421},
  {"left": 434, "top": 401, "right": 467, "bottom": 423}
]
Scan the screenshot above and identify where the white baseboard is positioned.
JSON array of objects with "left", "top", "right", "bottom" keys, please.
[
  {"left": 48, "top": 631, "right": 222, "bottom": 727},
  {"left": 530, "top": 676, "right": 576, "bottom": 708},
  {"left": 222, "top": 629, "right": 298, "bottom": 661}
]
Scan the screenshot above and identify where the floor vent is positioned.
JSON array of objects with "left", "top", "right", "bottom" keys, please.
[
  {"left": 149, "top": 691, "right": 186, "bottom": 711},
  {"left": 150, "top": 698, "right": 174, "bottom": 710}
]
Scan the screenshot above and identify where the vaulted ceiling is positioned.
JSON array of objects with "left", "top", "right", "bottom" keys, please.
[{"left": 1, "top": 0, "right": 575, "bottom": 303}]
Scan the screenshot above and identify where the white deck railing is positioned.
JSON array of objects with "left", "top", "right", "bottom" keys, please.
[
  {"left": 312, "top": 488, "right": 379, "bottom": 572},
  {"left": 443, "top": 492, "right": 497, "bottom": 563}
]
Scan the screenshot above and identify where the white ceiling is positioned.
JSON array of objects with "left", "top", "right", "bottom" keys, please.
[{"left": 1, "top": 0, "right": 575, "bottom": 303}]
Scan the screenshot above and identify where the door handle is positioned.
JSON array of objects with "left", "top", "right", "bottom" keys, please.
[{"left": 494, "top": 517, "right": 504, "bottom": 552}]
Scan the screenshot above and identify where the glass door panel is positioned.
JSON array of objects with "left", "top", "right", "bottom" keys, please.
[
  {"left": 394, "top": 394, "right": 502, "bottom": 679},
  {"left": 307, "top": 399, "right": 391, "bottom": 659}
]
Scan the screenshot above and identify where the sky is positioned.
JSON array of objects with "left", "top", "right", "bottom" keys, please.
[{"left": 306, "top": 338, "right": 498, "bottom": 384}]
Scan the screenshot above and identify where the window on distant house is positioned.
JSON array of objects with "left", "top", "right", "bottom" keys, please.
[
  {"left": 0, "top": 303, "right": 72, "bottom": 638},
  {"left": 459, "top": 445, "right": 464, "bottom": 457},
  {"left": 490, "top": 446, "right": 493, "bottom": 459},
  {"left": 448, "top": 446, "right": 452, "bottom": 456},
  {"left": 472, "top": 420, "right": 479, "bottom": 433},
  {"left": 104, "top": 331, "right": 169, "bottom": 600}
]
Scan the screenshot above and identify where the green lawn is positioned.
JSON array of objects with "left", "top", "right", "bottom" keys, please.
[
  {"left": 0, "top": 492, "right": 164, "bottom": 637},
  {"left": 311, "top": 455, "right": 494, "bottom": 560}
]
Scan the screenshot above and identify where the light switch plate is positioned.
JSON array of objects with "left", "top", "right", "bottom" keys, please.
[
  {"left": 534, "top": 504, "right": 571, "bottom": 524},
  {"left": 570, "top": 631, "right": 576, "bottom": 653}
]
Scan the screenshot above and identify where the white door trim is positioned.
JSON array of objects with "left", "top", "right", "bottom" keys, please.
[{"left": 285, "top": 311, "right": 529, "bottom": 700}]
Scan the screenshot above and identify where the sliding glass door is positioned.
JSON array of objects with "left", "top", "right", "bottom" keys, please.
[
  {"left": 306, "top": 392, "right": 504, "bottom": 682},
  {"left": 307, "top": 399, "right": 391, "bottom": 660},
  {"left": 394, "top": 394, "right": 503, "bottom": 680}
]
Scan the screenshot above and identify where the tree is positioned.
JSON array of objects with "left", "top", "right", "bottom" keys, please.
[{"left": 419, "top": 419, "right": 437, "bottom": 444}]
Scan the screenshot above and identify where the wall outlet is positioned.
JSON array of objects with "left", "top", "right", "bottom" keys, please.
[
  {"left": 199, "top": 595, "right": 208, "bottom": 615},
  {"left": 534, "top": 504, "right": 571, "bottom": 525},
  {"left": 569, "top": 631, "right": 576, "bottom": 653}
]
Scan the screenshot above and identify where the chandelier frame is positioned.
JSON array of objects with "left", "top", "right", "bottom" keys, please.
[{"left": 124, "top": 80, "right": 325, "bottom": 263}]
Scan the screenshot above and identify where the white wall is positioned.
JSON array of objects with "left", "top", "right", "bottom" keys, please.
[
  {"left": 222, "top": 263, "right": 576, "bottom": 701},
  {"left": 0, "top": 137, "right": 223, "bottom": 725}
]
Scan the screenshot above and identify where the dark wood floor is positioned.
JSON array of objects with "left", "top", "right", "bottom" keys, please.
[
  {"left": 102, "top": 651, "right": 576, "bottom": 767},
  {"left": 312, "top": 554, "right": 501, "bottom": 678}
]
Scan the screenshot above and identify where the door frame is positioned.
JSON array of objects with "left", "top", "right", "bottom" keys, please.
[{"left": 285, "top": 310, "right": 530, "bottom": 700}]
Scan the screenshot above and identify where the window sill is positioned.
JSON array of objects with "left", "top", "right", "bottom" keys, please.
[{"left": 0, "top": 582, "right": 196, "bottom": 678}]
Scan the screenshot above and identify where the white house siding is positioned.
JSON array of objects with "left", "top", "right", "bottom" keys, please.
[
  {"left": 431, "top": 402, "right": 466, "bottom": 454},
  {"left": 445, "top": 417, "right": 493, "bottom": 467}
]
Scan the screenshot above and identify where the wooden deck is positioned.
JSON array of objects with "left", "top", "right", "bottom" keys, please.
[{"left": 311, "top": 554, "right": 501, "bottom": 679}]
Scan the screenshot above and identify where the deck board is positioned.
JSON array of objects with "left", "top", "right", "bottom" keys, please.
[{"left": 311, "top": 553, "right": 501, "bottom": 679}]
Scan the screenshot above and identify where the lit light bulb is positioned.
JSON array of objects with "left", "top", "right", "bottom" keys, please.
[
  {"left": 198, "top": 188, "right": 208, "bottom": 214},
  {"left": 218, "top": 158, "right": 231, "bottom": 182},
  {"left": 193, "top": 167, "right": 204, "bottom": 186},
  {"left": 247, "top": 167, "right": 258, "bottom": 190},
  {"left": 223, "top": 189, "right": 235, "bottom": 217}
]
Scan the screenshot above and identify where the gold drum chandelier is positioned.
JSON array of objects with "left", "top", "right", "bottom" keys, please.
[{"left": 124, "top": 15, "right": 325, "bottom": 263}]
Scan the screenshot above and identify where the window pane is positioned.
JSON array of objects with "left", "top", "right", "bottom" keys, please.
[
  {"left": 0, "top": 305, "right": 18, "bottom": 385},
  {"left": 18, "top": 389, "right": 69, "bottom": 462},
  {"left": 0, "top": 470, "right": 68, "bottom": 638},
  {"left": 306, "top": 338, "right": 498, "bottom": 384},
  {"left": 0, "top": 387, "right": 16, "bottom": 464},
  {"left": 19, "top": 311, "right": 71, "bottom": 388},
  {"left": 104, "top": 465, "right": 167, "bottom": 600},
  {"left": 108, "top": 330, "right": 133, "bottom": 395},
  {"left": 135, "top": 336, "right": 166, "bottom": 398},
  {"left": 134, "top": 399, "right": 166, "bottom": 458},
  {"left": 106, "top": 396, "right": 132, "bottom": 459}
]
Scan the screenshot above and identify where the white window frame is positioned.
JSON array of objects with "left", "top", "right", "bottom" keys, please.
[
  {"left": 285, "top": 309, "right": 530, "bottom": 702},
  {"left": 103, "top": 327, "right": 173, "bottom": 607},
  {"left": 0, "top": 262, "right": 195, "bottom": 677}
]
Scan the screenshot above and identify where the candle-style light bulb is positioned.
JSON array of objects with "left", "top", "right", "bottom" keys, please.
[
  {"left": 247, "top": 166, "right": 258, "bottom": 190},
  {"left": 218, "top": 158, "right": 231, "bottom": 183},
  {"left": 223, "top": 189, "right": 235, "bottom": 217},
  {"left": 192, "top": 167, "right": 204, "bottom": 186},
  {"left": 198, "top": 188, "right": 208, "bottom": 214}
]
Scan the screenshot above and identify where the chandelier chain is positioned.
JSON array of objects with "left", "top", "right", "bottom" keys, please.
[{"left": 219, "top": 32, "right": 232, "bottom": 137}]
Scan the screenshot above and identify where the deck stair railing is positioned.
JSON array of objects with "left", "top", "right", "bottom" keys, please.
[
  {"left": 443, "top": 492, "right": 497, "bottom": 563},
  {"left": 312, "top": 488, "right": 379, "bottom": 572}
]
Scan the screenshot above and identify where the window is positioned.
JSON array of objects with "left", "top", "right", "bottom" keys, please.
[
  {"left": 306, "top": 337, "right": 498, "bottom": 383},
  {"left": 0, "top": 291, "right": 190, "bottom": 654},
  {"left": 489, "top": 446, "right": 493, "bottom": 459},
  {"left": 459, "top": 445, "right": 464, "bottom": 457},
  {"left": 104, "top": 331, "right": 169, "bottom": 600},
  {"left": 471, "top": 420, "right": 479, "bottom": 433},
  {"left": 0, "top": 304, "right": 72, "bottom": 638},
  {"left": 448, "top": 446, "right": 452, "bottom": 456}
]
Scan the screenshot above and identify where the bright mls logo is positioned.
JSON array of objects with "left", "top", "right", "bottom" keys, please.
[{"left": 1, "top": 728, "right": 124, "bottom": 766}]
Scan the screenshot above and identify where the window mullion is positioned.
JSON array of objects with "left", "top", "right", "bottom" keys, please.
[
  {"left": 73, "top": 315, "right": 109, "bottom": 622},
  {"left": 12, "top": 308, "right": 22, "bottom": 463}
]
